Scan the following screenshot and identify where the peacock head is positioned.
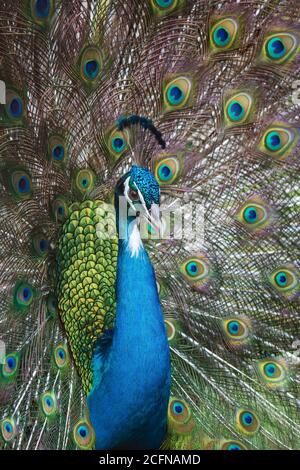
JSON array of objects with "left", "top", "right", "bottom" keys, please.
[
  {"left": 115, "top": 165, "right": 162, "bottom": 236},
  {"left": 127, "top": 165, "right": 160, "bottom": 208}
]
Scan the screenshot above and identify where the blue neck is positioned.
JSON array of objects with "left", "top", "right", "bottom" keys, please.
[
  {"left": 88, "top": 190, "right": 171, "bottom": 449},
  {"left": 113, "top": 183, "right": 168, "bottom": 349},
  {"left": 113, "top": 210, "right": 168, "bottom": 361}
]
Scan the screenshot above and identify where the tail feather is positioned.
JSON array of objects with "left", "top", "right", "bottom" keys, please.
[{"left": 0, "top": 0, "right": 300, "bottom": 450}]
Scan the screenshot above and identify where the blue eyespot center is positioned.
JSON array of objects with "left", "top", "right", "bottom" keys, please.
[
  {"left": 227, "top": 444, "right": 241, "bottom": 450},
  {"left": 228, "top": 321, "right": 239, "bottom": 335},
  {"left": 267, "top": 38, "right": 286, "bottom": 59},
  {"left": 158, "top": 165, "right": 172, "bottom": 181},
  {"left": 112, "top": 137, "right": 125, "bottom": 152},
  {"left": 186, "top": 262, "right": 198, "bottom": 276},
  {"left": 229, "top": 101, "right": 243, "bottom": 120},
  {"left": 45, "top": 397, "right": 53, "bottom": 407},
  {"left": 34, "top": 0, "right": 50, "bottom": 18},
  {"left": 173, "top": 401, "right": 184, "bottom": 414},
  {"left": 6, "top": 357, "right": 16, "bottom": 370},
  {"left": 168, "top": 85, "right": 184, "bottom": 105},
  {"left": 275, "top": 272, "right": 287, "bottom": 287},
  {"left": 264, "top": 363, "right": 276, "bottom": 377},
  {"left": 58, "top": 206, "right": 64, "bottom": 216},
  {"left": 52, "top": 144, "right": 65, "bottom": 161},
  {"left": 10, "top": 97, "right": 23, "bottom": 118},
  {"left": 242, "top": 412, "right": 253, "bottom": 426},
  {"left": 78, "top": 425, "right": 89, "bottom": 438},
  {"left": 39, "top": 239, "right": 47, "bottom": 251},
  {"left": 243, "top": 207, "right": 258, "bottom": 224},
  {"left": 265, "top": 131, "right": 281, "bottom": 151},
  {"left": 23, "top": 288, "right": 30, "bottom": 299},
  {"left": 156, "top": 0, "right": 174, "bottom": 8},
  {"left": 18, "top": 176, "right": 29, "bottom": 193},
  {"left": 84, "top": 60, "right": 100, "bottom": 79},
  {"left": 58, "top": 349, "right": 65, "bottom": 360},
  {"left": 214, "top": 27, "right": 230, "bottom": 46},
  {"left": 4, "top": 423, "right": 12, "bottom": 433}
]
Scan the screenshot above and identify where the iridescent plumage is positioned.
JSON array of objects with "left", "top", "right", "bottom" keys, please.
[{"left": 0, "top": 0, "right": 300, "bottom": 450}]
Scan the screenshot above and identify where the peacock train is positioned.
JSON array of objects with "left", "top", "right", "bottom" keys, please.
[{"left": 0, "top": 0, "right": 300, "bottom": 451}]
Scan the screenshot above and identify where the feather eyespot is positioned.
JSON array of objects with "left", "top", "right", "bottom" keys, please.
[
  {"left": 1, "top": 352, "right": 20, "bottom": 380},
  {"left": 108, "top": 129, "right": 129, "bottom": 159},
  {"left": 236, "top": 198, "right": 272, "bottom": 233},
  {"left": 9, "top": 170, "right": 32, "bottom": 200},
  {"left": 14, "top": 282, "right": 34, "bottom": 309},
  {"left": 258, "top": 125, "right": 297, "bottom": 159},
  {"left": 262, "top": 32, "right": 298, "bottom": 64},
  {"left": 151, "top": 0, "right": 179, "bottom": 15},
  {"left": 40, "top": 391, "right": 58, "bottom": 418},
  {"left": 224, "top": 92, "right": 253, "bottom": 125},
  {"left": 222, "top": 317, "right": 251, "bottom": 348},
  {"left": 235, "top": 409, "right": 260, "bottom": 436},
  {"left": 80, "top": 47, "right": 103, "bottom": 83},
  {"left": 222, "top": 440, "right": 246, "bottom": 450},
  {"left": 163, "top": 76, "right": 192, "bottom": 110},
  {"left": 180, "top": 256, "right": 213, "bottom": 292},
  {"left": 172, "top": 400, "right": 187, "bottom": 418},
  {"left": 269, "top": 266, "right": 300, "bottom": 299},
  {"left": 154, "top": 156, "right": 181, "bottom": 185},
  {"left": 210, "top": 18, "right": 238, "bottom": 50},
  {"left": 168, "top": 397, "right": 194, "bottom": 434},
  {"left": 31, "top": 0, "right": 54, "bottom": 22},
  {"left": 74, "top": 169, "right": 95, "bottom": 194},
  {"left": 0, "top": 418, "right": 17, "bottom": 443},
  {"left": 73, "top": 420, "right": 95, "bottom": 449},
  {"left": 52, "top": 196, "right": 69, "bottom": 222},
  {"left": 53, "top": 344, "right": 69, "bottom": 369},
  {"left": 47, "top": 294, "right": 58, "bottom": 317},
  {"left": 3, "top": 89, "right": 26, "bottom": 124},
  {"left": 256, "top": 358, "right": 288, "bottom": 389},
  {"left": 242, "top": 204, "right": 266, "bottom": 225},
  {"left": 52, "top": 144, "right": 64, "bottom": 161},
  {"left": 1, "top": 89, "right": 26, "bottom": 125},
  {"left": 224, "top": 319, "right": 249, "bottom": 339},
  {"left": 8, "top": 96, "right": 23, "bottom": 119},
  {"left": 48, "top": 135, "right": 66, "bottom": 164},
  {"left": 32, "top": 233, "right": 49, "bottom": 257}
]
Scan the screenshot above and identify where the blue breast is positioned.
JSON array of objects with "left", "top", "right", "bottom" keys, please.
[{"left": 87, "top": 241, "right": 171, "bottom": 450}]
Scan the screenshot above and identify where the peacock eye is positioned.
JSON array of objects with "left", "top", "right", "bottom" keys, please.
[
  {"left": 0, "top": 418, "right": 17, "bottom": 442},
  {"left": 224, "top": 92, "right": 253, "bottom": 125},
  {"left": 268, "top": 266, "right": 300, "bottom": 299},
  {"left": 222, "top": 440, "right": 246, "bottom": 450},
  {"left": 73, "top": 420, "right": 95, "bottom": 449},
  {"left": 40, "top": 391, "right": 58, "bottom": 418},
  {"left": 210, "top": 18, "right": 238, "bottom": 51},
  {"left": 129, "top": 188, "right": 139, "bottom": 201},
  {"left": 256, "top": 358, "right": 288, "bottom": 389},
  {"left": 235, "top": 408, "right": 260, "bottom": 436},
  {"left": 258, "top": 125, "right": 296, "bottom": 159},
  {"left": 262, "top": 32, "right": 298, "bottom": 65}
]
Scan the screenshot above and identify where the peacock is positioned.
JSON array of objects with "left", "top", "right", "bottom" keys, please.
[{"left": 0, "top": 0, "right": 300, "bottom": 451}]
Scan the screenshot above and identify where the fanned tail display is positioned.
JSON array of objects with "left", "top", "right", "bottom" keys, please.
[{"left": 0, "top": 0, "right": 300, "bottom": 450}]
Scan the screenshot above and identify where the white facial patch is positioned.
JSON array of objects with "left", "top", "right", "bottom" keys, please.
[
  {"left": 123, "top": 177, "right": 161, "bottom": 256},
  {"left": 127, "top": 218, "right": 143, "bottom": 257},
  {"left": 123, "top": 177, "right": 143, "bottom": 257}
]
